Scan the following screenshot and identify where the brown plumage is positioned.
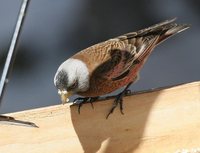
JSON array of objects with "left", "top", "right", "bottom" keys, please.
[
  {"left": 72, "top": 18, "right": 188, "bottom": 96},
  {"left": 54, "top": 18, "right": 190, "bottom": 117}
]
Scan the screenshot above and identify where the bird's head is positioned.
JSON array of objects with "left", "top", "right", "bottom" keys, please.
[{"left": 54, "top": 58, "right": 90, "bottom": 104}]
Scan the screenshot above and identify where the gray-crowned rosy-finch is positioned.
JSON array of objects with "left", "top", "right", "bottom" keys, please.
[{"left": 54, "top": 18, "right": 189, "bottom": 118}]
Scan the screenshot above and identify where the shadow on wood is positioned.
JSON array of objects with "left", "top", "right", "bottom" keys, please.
[
  {"left": 71, "top": 80, "right": 200, "bottom": 153},
  {"left": 70, "top": 81, "right": 200, "bottom": 153},
  {"left": 70, "top": 88, "right": 161, "bottom": 153}
]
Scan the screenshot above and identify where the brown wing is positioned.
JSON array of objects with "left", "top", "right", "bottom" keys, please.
[
  {"left": 75, "top": 18, "right": 189, "bottom": 81},
  {"left": 91, "top": 35, "right": 158, "bottom": 81}
]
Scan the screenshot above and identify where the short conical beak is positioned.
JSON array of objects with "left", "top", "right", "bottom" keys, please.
[{"left": 58, "top": 90, "right": 73, "bottom": 104}]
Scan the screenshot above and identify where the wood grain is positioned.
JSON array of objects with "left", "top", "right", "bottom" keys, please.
[{"left": 0, "top": 81, "right": 200, "bottom": 153}]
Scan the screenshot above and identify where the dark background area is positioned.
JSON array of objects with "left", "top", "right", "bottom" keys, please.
[{"left": 0, "top": 0, "right": 199, "bottom": 113}]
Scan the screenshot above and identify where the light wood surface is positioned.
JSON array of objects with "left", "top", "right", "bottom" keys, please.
[{"left": 0, "top": 81, "right": 200, "bottom": 153}]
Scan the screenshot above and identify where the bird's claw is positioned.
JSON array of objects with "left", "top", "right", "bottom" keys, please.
[
  {"left": 73, "top": 97, "right": 89, "bottom": 114},
  {"left": 73, "top": 97, "right": 99, "bottom": 114},
  {"left": 106, "top": 89, "right": 131, "bottom": 119}
]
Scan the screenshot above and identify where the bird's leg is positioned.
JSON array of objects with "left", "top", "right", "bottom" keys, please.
[
  {"left": 73, "top": 96, "right": 99, "bottom": 114},
  {"left": 106, "top": 82, "right": 133, "bottom": 119},
  {"left": 89, "top": 96, "right": 99, "bottom": 109},
  {"left": 73, "top": 97, "right": 89, "bottom": 114}
]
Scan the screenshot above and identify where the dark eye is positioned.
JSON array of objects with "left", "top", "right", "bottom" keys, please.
[{"left": 68, "top": 80, "right": 78, "bottom": 90}]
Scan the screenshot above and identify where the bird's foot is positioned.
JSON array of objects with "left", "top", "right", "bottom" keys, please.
[
  {"left": 106, "top": 89, "right": 130, "bottom": 119},
  {"left": 73, "top": 97, "right": 99, "bottom": 114}
]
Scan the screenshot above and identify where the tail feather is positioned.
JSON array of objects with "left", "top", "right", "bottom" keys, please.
[
  {"left": 137, "top": 18, "right": 177, "bottom": 36},
  {"left": 117, "top": 18, "right": 190, "bottom": 44},
  {"left": 116, "top": 18, "right": 190, "bottom": 62},
  {"left": 157, "top": 23, "right": 190, "bottom": 44},
  {"left": 117, "top": 18, "right": 177, "bottom": 40}
]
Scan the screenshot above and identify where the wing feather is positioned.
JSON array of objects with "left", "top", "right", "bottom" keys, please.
[{"left": 76, "top": 18, "right": 189, "bottom": 82}]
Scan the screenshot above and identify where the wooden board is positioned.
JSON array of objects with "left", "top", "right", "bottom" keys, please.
[{"left": 0, "top": 81, "right": 200, "bottom": 153}]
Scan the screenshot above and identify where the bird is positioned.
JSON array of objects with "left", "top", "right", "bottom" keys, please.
[{"left": 54, "top": 18, "right": 190, "bottom": 118}]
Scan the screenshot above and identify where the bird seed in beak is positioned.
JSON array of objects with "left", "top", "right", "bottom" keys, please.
[{"left": 58, "top": 90, "right": 72, "bottom": 104}]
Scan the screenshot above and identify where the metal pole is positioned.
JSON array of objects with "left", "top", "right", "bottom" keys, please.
[
  {"left": 0, "top": 0, "right": 37, "bottom": 128},
  {"left": 0, "top": 0, "right": 30, "bottom": 106}
]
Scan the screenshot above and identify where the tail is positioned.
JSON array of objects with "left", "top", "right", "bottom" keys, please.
[
  {"left": 156, "top": 20, "right": 190, "bottom": 45},
  {"left": 111, "top": 18, "right": 190, "bottom": 77},
  {"left": 140, "top": 19, "right": 190, "bottom": 60},
  {"left": 118, "top": 18, "right": 190, "bottom": 45},
  {"left": 116, "top": 18, "right": 190, "bottom": 62},
  {"left": 136, "top": 18, "right": 190, "bottom": 45}
]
